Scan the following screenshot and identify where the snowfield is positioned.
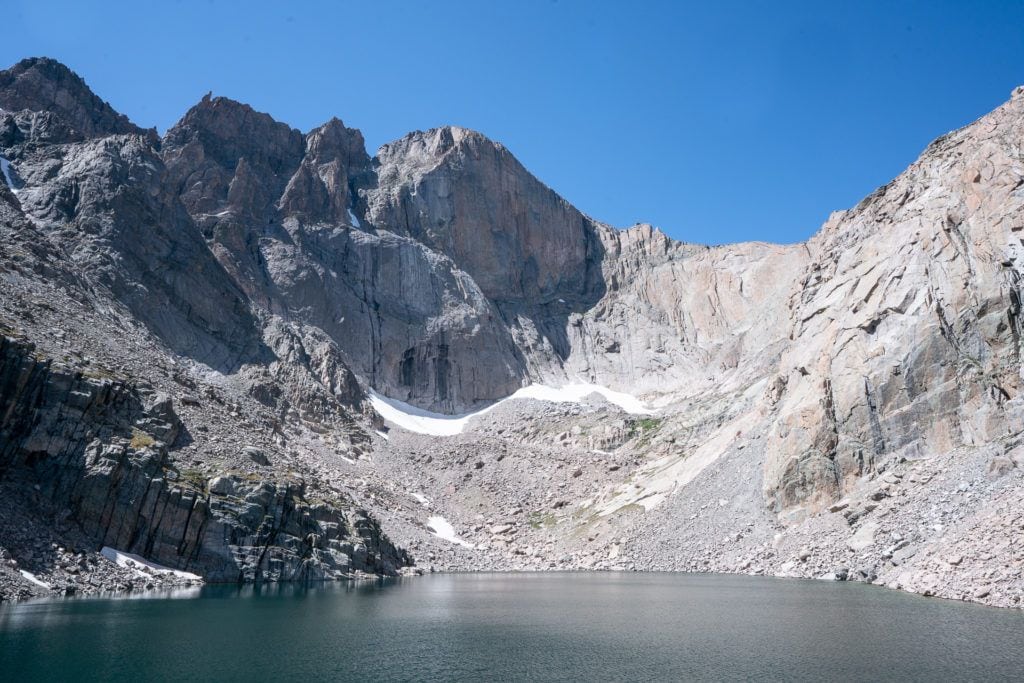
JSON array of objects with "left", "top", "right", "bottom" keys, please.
[
  {"left": 19, "top": 570, "right": 50, "bottom": 589},
  {"left": 100, "top": 547, "right": 202, "bottom": 581},
  {"left": 1, "top": 156, "right": 18, "bottom": 194},
  {"left": 369, "top": 391, "right": 475, "bottom": 436},
  {"left": 426, "top": 516, "right": 475, "bottom": 548},
  {"left": 511, "top": 383, "right": 652, "bottom": 415},
  {"left": 369, "top": 382, "right": 652, "bottom": 437}
]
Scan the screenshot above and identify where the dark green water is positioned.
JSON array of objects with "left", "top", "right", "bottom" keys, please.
[{"left": 2, "top": 572, "right": 1022, "bottom": 681}]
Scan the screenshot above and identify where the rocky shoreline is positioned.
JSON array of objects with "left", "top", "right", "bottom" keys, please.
[{"left": 4, "top": 565, "right": 1018, "bottom": 610}]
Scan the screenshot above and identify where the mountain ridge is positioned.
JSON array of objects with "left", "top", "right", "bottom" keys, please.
[{"left": 1, "top": 57, "right": 1022, "bottom": 609}]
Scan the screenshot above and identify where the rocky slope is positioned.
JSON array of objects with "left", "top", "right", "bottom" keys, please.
[{"left": 0, "top": 56, "right": 1021, "bottom": 608}]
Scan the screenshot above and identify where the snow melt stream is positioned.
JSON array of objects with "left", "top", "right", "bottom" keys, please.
[{"left": 370, "top": 383, "right": 652, "bottom": 437}]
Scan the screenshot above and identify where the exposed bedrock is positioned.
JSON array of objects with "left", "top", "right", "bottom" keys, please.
[
  {"left": 2, "top": 56, "right": 1024, "bottom": 606},
  {"left": 0, "top": 336, "right": 410, "bottom": 584}
]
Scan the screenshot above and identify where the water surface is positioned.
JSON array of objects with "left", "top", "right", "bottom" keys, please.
[{"left": 2, "top": 572, "right": 1022, "bottom": 681}]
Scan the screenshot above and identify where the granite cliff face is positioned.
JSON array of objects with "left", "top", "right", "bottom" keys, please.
[
  {"left": 368, "top": 126, "right": 605, "bottom": 304},
  {"left": 763, "top": 98, "right": 1024, "bottom": 512},
  {"left": 0, "top": 337, "right": 407, "bottom": 585},
  {"left": 0, "top": 57, "right": 1022, "bottom": 607},
  {"left": 0, "top": 57, "right": 147, "bottom": 140}
]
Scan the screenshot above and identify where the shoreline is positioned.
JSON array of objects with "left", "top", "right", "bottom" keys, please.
[{"left": 3, "top": 566, "right": 1019, "bottom": 612}]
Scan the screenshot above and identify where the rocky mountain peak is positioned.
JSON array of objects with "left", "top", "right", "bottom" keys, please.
[
  {"left": 282, "top": 117, "right": 371, "bottom": 224},
  {"left": 367, "top": 124, "right": 602, "bottom": 303},
  {"left": 163, "top": 94, "right": 304, "bottom": 178},
  {"left": 617, "top": 222, "right": 672, "bottom": 247},
  {"left": 161, "top": 94, "right": 305, "bottom": 223},
  {"left": 376, "top": 125, "right": 490, "bottom": 165},
  {"left": 3, "top": 57, "right": 1024, "bottom": 608},
  {"left": 0, "top": 57, "right": 146, "bottom": 140},
  {"left": 305, "top": 117, "right": 367, "bottom": 164}
]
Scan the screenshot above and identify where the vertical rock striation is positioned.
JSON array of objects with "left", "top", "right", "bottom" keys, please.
[{"left": 0, "top": 336, "right": 410, "bottom": 583}]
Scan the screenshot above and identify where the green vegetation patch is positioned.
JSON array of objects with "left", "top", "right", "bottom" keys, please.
[
  {"left": 81, "top": 365, "right": 120, "bottom": 381},
  {"left": 528, "top": 511, "right": 558, "bottom": 529},
  {"left": 169, "top": 467, "right": 209, "bottom": 492},
  {"left": 627, "top": 417, "right": 663, "bottom": 444},
  {"left": 129, "top": 428, "right": 156, "bottom": 449}
]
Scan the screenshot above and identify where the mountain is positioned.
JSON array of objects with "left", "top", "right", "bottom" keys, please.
[{"left": 0, "top": 57, "right": 1021, "bottom": 607}]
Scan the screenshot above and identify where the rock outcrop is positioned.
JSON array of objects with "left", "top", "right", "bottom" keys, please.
[
  {"left": 763, "top": 88, "right": 1024, "bottom": 511},
  {"left": 1, "top": 95, "right": 266, "bottom": 371},
  {"left": 0, "top": 336, "right": 409, "bottom": 586},
  {"left": 162, "top": 98, "right": 530, "bottom": 411},
  {"left": 0, "top": 57, "right": 148, "bottom": 140},
  {"left": 1, "top": 56, "right": 1022, "bottom": 607},
  {"left": 367, "top": 126, "right": 605, "bottom": 304}
]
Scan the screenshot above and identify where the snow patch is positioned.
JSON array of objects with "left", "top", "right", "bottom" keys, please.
[
  {"left": 509, "top": 383, "right": 653, "bottom": 415},
  {"left": 100, "top": 547, "right": 202, "bottom": 581},
  {"left": 426, "top": 516, "right": 474, "bottom": 548},
  {"left": 1, "top": 156, "right": 19, "bottom": 194},
  {"left": 19, "top": 570, "right": 50, "bottom": 589},
  {"left": 411, "top": 493, "right": 430, "bottom": 506},
  {"left": 369, "top": 382, "right": 651, "bottom": 437},
  {"left": 375, "top": 430, "right": 390, "bottom": 441},
  {"left": 347, "top": 208, "right": 361, "bottom": 227},
  {"left": 198, "top": 367, "right": 228, "bottom": 386},
  {"left": 369, "top": 391, "right": 479, "bottom": 436}
]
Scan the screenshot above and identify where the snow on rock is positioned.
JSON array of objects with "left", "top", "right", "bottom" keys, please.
[
  {"left": 511, "top": 383, "right": 653, "bottom": 415},
  {"left": 369, "top": 382, "right": 652, "bottom": 437},
  {"left": 19, "top": 570, "right": 50, "bottom": 589},
  {"left": 411, "top": 493, "right": 430, "bottom": 506},
  {"left": 100, "top": 547, "right": 202, "bottom": 581},
  {"left": 347, "top": 208, "right": 361, "bottom": 227},
  {"left": 426, "top": 516, "right": 474, "bottom": 548},
  {"left": 369, "top": 391, "right": 480, "bottom": 436},
  {"left": 1, "top": 157, "right": 19, "bottom": 194}
]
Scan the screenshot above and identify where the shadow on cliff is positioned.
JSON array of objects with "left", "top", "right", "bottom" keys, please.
[{"left": 493, "top": 217, "right": 609, "bottom": 370}]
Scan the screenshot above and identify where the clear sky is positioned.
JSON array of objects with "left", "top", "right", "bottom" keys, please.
[{"left": 2, "top": 0, "right": 1023, "bottom": 245}]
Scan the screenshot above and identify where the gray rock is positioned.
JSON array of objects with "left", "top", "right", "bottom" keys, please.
[
  {"left": 0, "top": 57, "right": 149, "bottom": 140},
  {"left": 3, "top": 57, "right": 1024, "bottom": 610},
  {"left": 243, "top": 446, "right": 270, "bottom": 466}
]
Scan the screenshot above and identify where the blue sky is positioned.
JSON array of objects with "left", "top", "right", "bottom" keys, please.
[{"left": 3, "top": 0, "right": 1023, "bottom": 245}]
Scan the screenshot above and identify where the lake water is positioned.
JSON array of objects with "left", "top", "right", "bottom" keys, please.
[{"left": 2, "top": 572, "right": 1022, "bottom": 681}]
